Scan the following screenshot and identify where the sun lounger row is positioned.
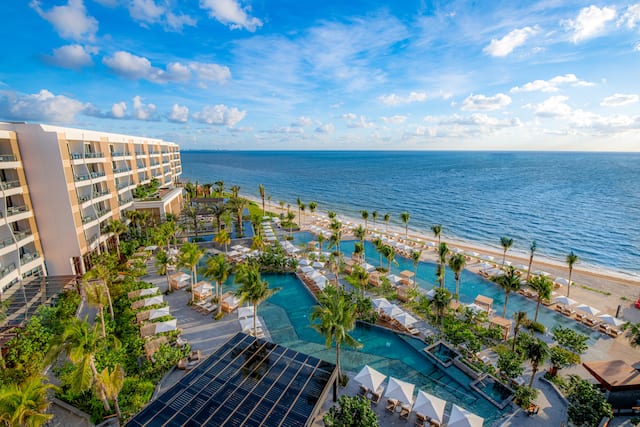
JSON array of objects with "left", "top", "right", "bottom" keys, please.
[{"left": 193, "top": 300, "right": 217, "bottom": 314}]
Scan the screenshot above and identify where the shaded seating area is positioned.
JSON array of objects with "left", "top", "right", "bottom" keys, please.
[
  {"left": 221, "top": 293, "right": 241, "bottom": 313},
  {"left": 473, "top": 295, "right": 493, "bottom": 314},
  {"left": 489, "top": 316, "right": 512, "bottom": 341},
  {"left": 168, "top": 272, "right": 190, "bottom": 290},
  {"left": 583, "top": 360, "right": 640, "bottom": 411},
  {"left": 192, "top": 281, "right": 213, "bottom": 301}
]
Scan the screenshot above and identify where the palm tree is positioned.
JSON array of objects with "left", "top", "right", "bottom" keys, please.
[
  {"left": 372, "top": 211, "right": 378, "bottom": 228},
  {"left": 353, "top": 225, "right": 366, "bottom": 262},
  {"left": 381, "top": 244, "right": 396, "bottom": 272},
  {"left": 286, "top": 211, "right": 296, "bottom": 237},
  {"left": 202, "top": 182, "right": 213, "bottom": 197},
  {"left": 400, "top": 212, "right": 410, "bottom": 238},
  {"left": 500, "top": 236, "right": 514, "bottom": 267},
  {"left": 352, "top": 242, "right": 364, "bottom": 263},
  {"left": 309, "top": 201, "right": 317, "bottom": 219},
  {"left": 84, "top": 264, "right": 115, "bottom": 320},
  {"left": 372, "top": 237, "right": 384, "bottom": 268},
  {"left": 432, "top": 287, "right": 451, "bottom": 331},
  {"left": 210, "top": 203, "right": 226, "bottom": 232},
  {"left": 431, "top": 224, "right": 442, "bottom": 246},
  {"left": 177, "top": 242, "right": 205, "bottom": 301},
  {"left": 235, "top": 264, "right": 279, "bottom": 336},
  {"left": 184, "top": 207, "right": 199, "bottom": 237},
  {"left": 258, "top": 184, "right": 266, "bottom": 216},
  {"left": 383, "top": 213, "right": 390, "bottom": 232},
  {"left": 525, "top": 241, "right": 537, "bottom": 282},
  {"left": 230, "top": 185, "right": 240, "bottom": 199},
  {"left": 201, "top": 253, "right": 232, "bottom": 316},
  {"left": 278, "top": 200, "right": 286, "bottom": 214},
  {"left": 214, "top": 180, "right": 224, "bottom": 197},
  {"left": 251, "top": 233, "right": 265, "bottom": 251},
  {"left": 360, "top": 210, "right": 369, "bottom": 230},
  {"left": 411, "top": 250, "right": 421, "bottom": 287},
  {"left": 0, "top": 298, "right": 9, "bottom": 369},
  {"left": 97, "top": 363, "right": 125, "bottom": 420},
  {"left": 348, "top": 265, "right": 369, "bottom": 297},
  {"left": 528, "top": 276, "right": 553, "bottom": 323},
  {"left": 512, "top": 311, "right": 528, "bottom": 351},
  {"left": 317, "top": 233, "right": 325, "bottom": 255},
  {"left": 84, "top": 280, "right": 109, "bottom": 337},
  {"left": 124, "top": 209, "right": 141, "bottom": 236},
  {"left": 492, "top": 266, "right": 521, "bottom": 317},
  {"left": 104, "top": 219, "right": 127, "bottom": 259},
  {"left": 448, "top": 253, "right": 466, "bottom": 302},
  {"left": 300, "top": 203, "right": 306, "bottom": 227},
  {"left": 328, "top": 220, "right": 342, "bottom": 260},
  {"left": 437, "top": 242, "right": 449, "bottom": 288},
  {"left": 296, "top": 197, "right": 303, "bottom": 227},
  {"left": 0, "top": 376, "right": 55, "bottom": 427},
  {"left": 155, "top": 249, "right": 173, "bottom": 289},
  {"left": 214, "top": 229, "right": 230, "bottom": 254},
  {"left": 566, "top": 251, "right": 579, "bottom": 298},
  {"left": 310, "top": 285, "right": 361, "bottom": 378},
  {"left": 327, "top": 211, "right": 336, "bottom": 220},
  {"left": 525, "top": 338, "right": 549, "bottom": 387}
]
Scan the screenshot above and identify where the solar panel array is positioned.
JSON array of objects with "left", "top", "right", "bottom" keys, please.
[{"left": 127, "top": 332, "right": 337, "bottom": 427}]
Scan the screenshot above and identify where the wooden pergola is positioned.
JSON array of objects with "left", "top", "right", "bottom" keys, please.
[
  {"left": 474, "top": 295, "right": 494, "bottom": 313},
  {"left": 490, "top": 316, "right": 512, "bottom": 340}
]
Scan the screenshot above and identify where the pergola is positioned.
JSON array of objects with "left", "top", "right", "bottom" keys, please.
[
  {"left": 474, "top": 295, "right": 494, "bottom": 313},
  {"left": 489, "top": 316, "right": 513, "bottom": 340},
  {"left": 583, "top": 360, "right": 640, "bottom": 410}
]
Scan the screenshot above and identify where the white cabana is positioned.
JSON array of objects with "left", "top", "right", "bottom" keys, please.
[
  {"left": 149, "top": 306, "right": 170, "bottom": 320},
  {"left": 554, "top": 296, "right": 578, "bottom": 306},
  {"left": 382, "top": 304, "right": 404, "bottom": 318},
  {"left": 534, "top": 270, "right": 550, "bottom": 277},
  {"left": 353, "top": 365, "right": 386, "bottom": 392},
  {"left": 394, "top": 312, "right": 418, "bottom": 327},
  {"left": 425, "top": 288, "right": 437, "bottom": 300},
  {"left": 140, "top": 287, "right": 159, "bottom": 297},
  {"left": 480, "top": 255, "right": 495, "bottom": 262},
  {"left": 412, "top": 391, "right": 446, "bottom": 425},
  {"left": 384, "top": 377, "right": 415, "bottom": 405},
  {"left": 386, "top": 274, "right": 402, "bottom": 284},
  {"left": 313, "top": 276, "right": 328, "bottom": 288},
  {"left": 424, "top": 241, "right": 436, "bottom": 247},
  {"left": 514, "top": 264, "right": 529, "bottom": 271},
  {"left": 238, "top": 306, "right": 255, "bottom": 319},
  {"left": 597, "top": 314, "right": 626, "bottom": 327},
  {"left": 298, "top": 259, "right": 310, "bottom": 266},
  {"left": 372, "top": 297, "right": 392, "bottom": 310},
  {"left": 143, "top": 295, "right": 163, "bottom": 307},
  {"left": 240, "top": 317, "right": 263, "bottom": 332},
  {"left": 300, "top": 266, "right": 315, "bottom": 274},
  {"left": 465, "top": 303, "right": 485, "bottom": 314},
  {"left": 154, "top": 319, "right": 177, "bottom": 334},
  {"left": 363, "top": 263, "right": 376, "bottom": 272},
  {"left": 576, "top": 304, "right": 601, "bottom": 316},
  {"left": 448, "top": 404, "right": 484, "bottom": 427}
]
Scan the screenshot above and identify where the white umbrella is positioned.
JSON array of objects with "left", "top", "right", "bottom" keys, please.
[
  {"left": 300, "top": 266, "right": 314, "bottom": 274},
  {"left": 554, "top": 296, "right": 577, "bottom": 306},
  {"left": 476, "top": 262, "right": 491, "bottom": 269},
  {"left": 238, "top": 306, "right": 255, "bottom": 319},
  {"left": 149, "top": 306, "right": 170, "bottom": 320},
  {"left": 412, "top": 391, "right": 446, "bottom": 424},
  {"left": 382, "top": 304, "right": 404, "bottom": 318},
  {"left": 140, "top": 287, "right": 159, "bottom": 296},
  {"left": 394, "top": 312, "right": 418, "bottom": 327},
  {"left": 298, "top": 259, "right": 310, "bottom": 266},
  {"left": 143, "top": 295, "right": 164, "bottom": 307},
  {"left": 555, "top": 277, "right": 570, "bottom": 286},
  {"left": 424, "top": 241, "right": 436, "bottom": 247},
  {"left": 240, "top": 317, "right": 262, "bottom": 332},
  {"left": 383, "top": 377, "right": 415, "bottom": 405},
  {"left": 576, "top": 304, "right": 600, "bottom": 316},
  {"left": 465, "top": 303, "right": 484, "bottom": 314},
  {"left": 515, "top": 264, "right": 528, "bottom": 271},
  {"left": 372, "top": 297, "right": 392, "bottom": 310},
  {"left": 597, "top": 314, "right": 626, "bottom": 327},
  {"left": 353, "top": 365, "right": 386, "bottom": 392},
  {"left": 154, "top": 319, "right": 177, "bottom": 334},
  {"left": 312, "top": 261, "right": 324, "bottom": 268},
  {"left": 448, "top": 404, "right": 484, "bottom": 427}
]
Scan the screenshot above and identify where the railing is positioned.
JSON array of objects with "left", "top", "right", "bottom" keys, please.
[
  {"left": 134, "top": 151, "right": 145, "bottom": 156},
  {"left": 87, "top": 234, "right": 100, "bottom": 245},
  {"left": 14, "top": 230, "right": 31, "bottom": 242},
  {"left": 6, "top": 206, "right": 28, "bottom": 216},
  {"left": 116, "top": 182, "right": 128, "bottom": 190},
  {"left": 84, "top": 152, "right": 104, "bottom": 158},
  {"left": 78, "top": 194, "right": 91, "bottom": 203},
  {"left": 111, "top": 151, "right": 131, "bottom": 157},
  {"left": 92, "top": 190, "right": 110, "bottom": 198},
  {"left": 74, "top": 174, "right": 91, "bottom": 182},
  {"left": 82, "top": 214, "right": 96, "bottom": 224},
  {"left": 0, "top": 154, "right": 17, "bottom": 162},
  {"left": 0, "top": 180, "right": 21, "bottom": 190},
  {"left": 137, "top": 162, "right": 146, "bottom": 168},
  {"left": 0, "top": 231, "right": 32, "bottom": 249},
  {"left": 0, "top": 263, "right": 16, "bottom": 278},
  {"left": 113, "top": 168, "right": 131, "bottom": 174},
  {"left": 118, "top": 197, "right": 133, "bottom": 206},
  {"left": 96, "top": 209, "right": 110, "bottom": 219},
  {"left": 20, "top": 253, "right": 39, "bottom": 266},
  {"left": 90, "top": 171, "right": 106, "bottom": 178}
]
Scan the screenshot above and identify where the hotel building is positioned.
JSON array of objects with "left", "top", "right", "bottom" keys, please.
[{"left": 0, "top": 123, "right": 183, "bottom": 287}]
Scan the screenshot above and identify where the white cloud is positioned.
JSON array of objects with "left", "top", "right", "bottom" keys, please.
[
  {"left": 636, "top": 42, "right": 640, "bottom": 51},
  {"left": 460, "top": 93, "right": 511, "bottom": 111},
  {"left": 526, "top": 95, "right": 572, "bottom": 117},
  {"left": 484, "top": 26, "right": 538, "bottom": 57},
  {"left": 103, "top": 51, "right": 153, "bottom": 79},
  {"left": 168, "top": 104, "right": 189, "bottom": 122},
  {"left": 266, "top": 126, "right": 304, "bottom": 134},
  {"left": 381, "top": 115, "right": 407, "bottom": 124},
  {"left": 30, "top": 0, "right": 98, "bottom": 41},
  {"left": 601, "top": 93, "right": 639, "bottom": 107},
  {"left": 511, "top": 74, "right": 594, "bottom": 93},
  {"left": 46, "top": 44, "right": 95, "bottom": 69},
  {"left": 199, "top": 0, "right": 263, "bottom": 31},
  {"left": 0, "top": 89, "right": 88, "bottom": 122},
  {"left": 315, "top": 123, "right": 335, "bottom": 134},
  {"left": 346, "top": 115, "right": 375, "bottom": 128},
  {"left": 378, "top": 91, "right": 427, "bottom": 106},
  {"left": 111, "top": 101, "right": 127, "bottom": 118},
  {"left": 617, "top": 3, "right": 640, "bottom": 29},
  {"left": 293, "top": 116, "right": 312, "bottom": 127},
  {"left": 188, "top": 63, "right": 231, "bottom": 82},
  {"left": 193, "top": 104, "right": 246, "bottom": 126},
  {"left": 128, "top": 0, "right": 196, "bottom": 31},
  {"left": 440, "top": 114, "right": 522, "bottom": 128},
  {"left": 562, "top": 5, "right": 616, "bottom": 43},
  {"left": 132, "top": 96, "right": 157, "bottom": 120},
  {"left": 341, "top": 113, "right": 357, "bottom": 120}
]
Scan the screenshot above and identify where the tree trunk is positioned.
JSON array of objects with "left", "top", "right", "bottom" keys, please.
[
  {"left": 114, "top": 397, "right": 122, "bottom": 420},
  {"left": 192, "top": 267, "right": 197, "bottom": 302},
  {"left": 105, "top": 286, "right": 114, "bottom": 320},
  {"left": 455, "top": 278, "right": 460, "bottom": 302},
  {"left": 90, "top": 359, "right": 111, "bottom": 412},
  {"left": 534, "top": 300, "right": 541, "bottom": 323},
  {"left": 503, "top": 292, "right": 510, "bottom": 317},
  {"left": 99, "top": 306, "right": 106, "bottom": 338},
  {"left": 567, "top": 268, "right": 573, "bottom": 298},
  {"left": 253, "top": 303, "right": 258, "bottom": 337},
  {"left": 511, "top": 329, "right": 519, "bottom": 352},
  {"left": 529, "top": 365, "right": 538, "bottom": 387},
  {"left": 336, "top": 341, "right": 341, "bottom": 379},
  {"left": 526, "top": 256, "right": 533, "bottom": 282}
]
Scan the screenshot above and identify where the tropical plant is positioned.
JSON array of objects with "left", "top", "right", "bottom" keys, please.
[
  {"left": 327, "top": 211, "right": 336, "bottom": 220},
  {"left": 371, "top": 211, "right": 378, "bottom": 228},
  {"left": 437, "top": 242, "right": 449, "bottom": 288},
  {"left": 353, "top": 225, "right": 366, "bottom": 262},
  {"left": 299, "top": 203, "right": 306, "bottom": 227},
  {"left": 625, "top": 322, "right": 640, "bottom": 347},
  {"left": 431, "top": 224, "right": 442, "bottom": 246},
  {"left": 514, "top": 385, "right": 538, "bottom": 409},
  {"left": 491, "top": 266, "right": 521, "bottom": 317},
  {"left": 177, "top": 242, "right": 205, "bottom": 301},
  {"left": 399, "top": 212, "right": 410, "bottom": 238},
  {"left": 372, "top": 238, "right": 383, "bottom": 268},
  {"left": 84, "top": 260, "right": 116, "bottom": 320},
  {"left": 104, "top": 219, "right": 128, "bottom": 259},
  {"left": 214, "top": 180, "right": 224, "bottom": 197},
  {"left": 0, "top": 298, "right": 9, "bottom": 369},
  {"left": 525, "top": 241, "right": 537, "bottom": 282},
  {"left": 566, "top": 251, "right": 579, "bottom": 298},
  {"left": 317, "top": 233, "right": 325, "bottom": 255},
  {"left": 432, "top": 287, "right": 451, "bottom": 330},
  {"left": 360, "top": 210, "right": 369, "bottom": 230},
  {"left": 310, "top": 286, "right": 361, "bottom": 378},
  {"left": 309, "top": 201, "right": 317, "bottom": 218},
  {"left": 0, "top": 376, "right": 55, "bottom": 427},
  {"left": 286, "top": 211, "right": 296, "bottom": 236},
  {"left": 512, "top": 311, "right": 528, "bottom": 351},
  {"left": 155, "top": 249, "right": 173, "bottom": 289},
  {"left": 258, "top": 184, "right": 266, "bottom": 216},
  {"left": 83, "top": 280, "right": 109, "bottom": 337},
  {"left": 202, "top": 182, "right": 213, "bottom": 197},
  {"left": 383, "top": 213, "right": 390, "bottom": 232},
  {"left": 548, "top": 347, "right": 580, "bottom": 377},
  {"left": 184, "top": 207, "right": 199, "bottom": 237},
  {"left": 230, "top": 185, "right": 240, "bottom": 199},
  {"left": 496, "top": 348, "right": 524, "bottom": 380},
  {"left": 201, "top": 254, "right": 232, "bottom": 316},
  {"left": 500, "top": 236, "right": 514, "bottom": 266},
  {"left": 323, "top": 395, "right": 378, "bottom": 427},
  {"left": 411, "top": 250, "right": 421, "bottom": 287},
  {"left": 214, "top": 229, "right": 230, "bottom": 254},
  {"left": 528, "top": 276, "right": 553, "bottom": 323},
  {"left": 448, "top": 253, "right": 466, "bottom": 302},
  {"left": 235, "top": 264, "right": 279, "bottom": 336},
  {"left": 524, "top": 337, "right": 549, "bottom": 387},
  {"left": 210, "top": 203, "right": 226, "bottom": 232},
  {"left": 96, "top": 363, "right": 125, "bottom": 419},
  {"left": 565, "top": 375, "right": 613, "bottom": 427},
  {"left": 346, "top": 265, "right": 369, "bottom": 297},
  {"left": 381, "top": 245, "right": 396, "bottom": 272},
  {"left": 328, "top": 220, "right": 342, "bottom": 260}
]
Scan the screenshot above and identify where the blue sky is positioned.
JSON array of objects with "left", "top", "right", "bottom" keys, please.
[{"left": 1, "top": 0, "right": 639, "bottom": 150}]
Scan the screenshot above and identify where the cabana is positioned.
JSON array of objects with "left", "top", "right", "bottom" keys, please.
[
  {"left": 583, "top": 360, "right": 640, "bottom": 410},
  {"left": 140, "top": 319, "right": 177, "bottom": 338},
  {"left": 143, "top": 336, "right": 168, "bottom": 360},
  {"left": 474, "top": 295, "right": 493, "bottom": 314},
  {"left": 489, "top": 316, "right": 512, "bottom": 340},
  {"left": 222, "top": 294, "right": 241, "bottom": 313},
  {"left": 399, "top": 270, "right": 414, "bottom": 286},
  {"left": 192, "top": 281, "right": 214, "bottom": 301},
  {"left": 169, "top": 272, "right": 190, "bottom": 290},
  {"left": 131, "top": 295, "right": 164, "bottom": 310},
  {"left": 127, "top": 286, "right": 160, "bottom": 299},
  {"left": 136, "top": 306, "right": 171, "bottom": 324}
]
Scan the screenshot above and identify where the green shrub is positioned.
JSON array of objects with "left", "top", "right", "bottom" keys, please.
[
  {"left": 323, "top": 395, "right": 378, "bottom": 427},
  {"left": 514, "top": 385, "right": 538, "bottom": 409}
]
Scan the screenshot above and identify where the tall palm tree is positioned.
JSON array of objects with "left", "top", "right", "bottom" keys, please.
[
  {"left": 448, "top": 253, "right": 466, "bottom": 302},
  {"left": 528, "top": 276, "right": 553, "bottom": 323},
  {"left": 512, "top": 311, "right": 528, "bottom": 351},
  {"left": 372, "top": 237, "right": 384, "bottom": 268},
  {"left": 525, "top": 241, "right": 537, "bottom": 282},
  {"left": 431, "top": 224, "right": 442, "bottom": 246},
  {"left": 329, "top": 219, "right": 342, "bottom": 260},
  {"left": 566, "top": 251, "right": 579, "bottom": 298},
  {"left": 382, "top": 244, "right": 396, "bottom": 272},
  {"left": 184, "top": 207, "right": 199, "bottom": 237},
  {"left": 279, "top": 200, "right": 286, "bottom": 214},
  {"left": 235, "top": 264, "right": 279, "bottom": 336},
  {"left": 214, "top": 229, "right": 230, "bottom": 254},
  {"left": 300, "top": 203, "right": 306, "bottom": 227},
  {"left": 124, "top": 209, "right": 141, "bottom": 236},
  {"left": 230, "top": 185, "right": 240, "bottom": 199},
  {"left": 500, "top": 236, "right": 514, "bottom": 266},
  {"left": 214, "top": 180, "right": 224, "bottom": 197},
  {"left": 201, "top": 253, "right": 232, "bottom": 316},
  {"left": 0, "top": 376, "right": 55, "bottom": 427},
  {"left": 432, "top": 287, "right": 451, "bottom": 331},
  {"left": 400, "top": 212, "right": 410, "bottom": 238},
  {"left": 155, "top": 249, "right": 173, "bottom": 289},
  {"left": 309, "top": 201, "right": 317, "bottom": 219},
  {"left": 437, "top": 242, "right": 449, "bottom": 288},
  {"left": 296, "top": 197, "right": 302, "bottom": 227},
  {"left": 97, "top": 363, "right": 125, "bottom": 420},
  {"left": 210, "top": 203, "right": 226, "bottom": 232},
  {"left": 372, "top": 211, "right": 378, "bottom": 228},
  {"left": 383, "top": 213, "right": 390, "bottom": 232},
  {"left": 525, "top": 338, "right": 549, "bottom": 387},
  {"left": 327, "top": 211, "right": 336, "bottom": 220},
  {"left": 203, "top": 182, "right": 213, "bottom": 197},
  {"left": 83, "top": 280, "right": 109, "bottom": 337},
  {"left": 286, "top": 211, "right": 296, "bottom": 237},
  {"left": 411, "top": 250, "right": 421, "bottom": 287},
  {"left": 0, "top": 298, "right": 9, "bottom": 369},
  {"left": 352, "top": 242, "right": 364, "bottom": 263},
  {"left": 353, "top": 225, "right": 366, "bottom": 262},
  {"left": 104, "top": 219, "right": 127, "bottom": 259},
  {"left": 258, "top": 184, "right": 266, "bottom": 216},
  {"left": 317, "top": 233, "right": 325, "bottom": 256},
  {"left": 360, "top": 210, "right": 369, "bottom": 230},
  {"left": 348, "top": 265, "right": 369, "bottom": 297},
  {"left": 310, "top": 285, "right": 361, "bottom": 378},
  {"left": 84, "top": 264, "right": 115, "bottom": 320},
  {"left": 492, "top": 266, "right": 521, "bottom": 317},
  {"left": 177, "top": 242, "right": 205, "bottom": 301}
]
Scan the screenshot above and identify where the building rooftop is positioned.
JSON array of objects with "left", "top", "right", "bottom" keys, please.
[{"left": 583, "top": 360, "right": 640, "bottom": 391}]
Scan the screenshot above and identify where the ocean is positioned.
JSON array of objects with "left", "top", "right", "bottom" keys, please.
[{"left": 180, "top": 151, "right": 640, "bottom": 276}]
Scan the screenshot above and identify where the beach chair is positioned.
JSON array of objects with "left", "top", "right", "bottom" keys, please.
[
  {"left": 370, "top": 391, "right": 381, "bottom": 405},
  {"left": 607, "top": 328, "right": 622, "bottom": 338},
  {"left": 189, "top": 350, "right": 201, "bottom": 362},
  {"left": 386, "top": 398, "right": 399, "bottom": 413},
  {"left": 415, "top": 413, "right": 427, "bottom": 427},
  {"left": 400, "top": 404, "right": 411, "bottom": 420},
  {"left": 358, "top": 385, "right": 370, "bottom": 397}
]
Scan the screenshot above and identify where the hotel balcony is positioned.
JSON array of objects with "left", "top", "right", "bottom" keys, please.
[
  {"left": 149, "top": 151, "right": 161, "bottom": 158},
  {"left": 2, "top": 206, "right": 32, "bottom": 223},
  {"left": 19, "top": 252, "right": 40, "bottom": 267},
  {"left": 0, "top": 180, "right": 23, "bottom": 197},
  {"left": 0, "top": 262, "right": 17, "bottom": 282},
  {"left": 110, "top": 151, "right": 132, "bottom": 160},
  {"left": 70, "top": 152, "right": 106, "bottom": 164},
  {"left": 0, "top": 231, "right": 35, "bottom": 256},
  {"left": 118, "top": 196, "right": 133, "bottom": 208},
  {"left": 0, "top": 154, "right": 20, "bottom": 169},
  {"left": 113, "top": 167, "right": 132, "bottom": 178}
]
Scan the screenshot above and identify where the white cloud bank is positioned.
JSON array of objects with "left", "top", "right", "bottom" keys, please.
[
  {"left": 30, "top": 0, "right": 98, "bottom": 41},
  {"left": 128, "top": 0, "right": 196, "bottom": 31},
  {"left": 562, "top": 5, "right": 617, "bottom": 42},
  {"left": 378, "top": 91, "right": 427, "bottom": 105},
  {"left": 199, "top": 0, "right": 262, "bottom": 31},
  {"left": 0, "top": 89, "right": 88, "bottom": 122},
  {"left": 484, "top": 26, "right": 538, "bottom": 57},
  {"left": 193, "top": 104, "right": 246, "bottom": 126},
  {"left": 511, "top": 74, "right": 594, "bottom": 93},
  {"left": 46, "top": 44, "right": 96, "bottom": 69},
  {"left": 601, "top": 93, "right": 639, "bottom": 107},
  {"left": 460, "top": 93, "right": 511, "bottom": 111}
]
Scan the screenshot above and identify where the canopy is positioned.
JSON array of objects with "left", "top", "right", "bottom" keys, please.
[
  {"left": 394, "top": 312, "right": 418, "bottom": 327},
  {"left": 300, "top": 266, "right": 314, "bottom": 274},
  {"left": 412, "top": 391, "right": 446, "bottom": 424},
  {"left": 383, "top": 377, "right": 415, "bottom": 405},
  {"left": 144, "top": 245, "right": 158, "bottom": 251},
  {"left": 448, "top": 404, "right": 484, "bottom": 427},
  {"left": 597, "top": 314, "right": 626, "bottom": 327},
  {"left": 224, "top": 295, "right": 241, "bottom": 306},
  {"left": 400, "top": 270, "right": 414, "bottom": 279},
  {"left": 298, "top": 259, "right": 310, "bottom": 266},
  {"left": 555, "top": 277, "right": 570, "bottom": 286},
  {"left": 554, "top": 296, "right": 577, "bottom": 306},
  {"left": 465, "top": 303, "right": 484, "bottom": 314},
  {"left": 382, "top": 304, "right": 404, "bottom": 318},
  {"left": 170, "top": 272, "right": 190, "bottom": 282},
  {"left": 155, "top": 319, "right": 177, "bottom": 334},
  {"left": 240, "top": 317, "right": 262, "bottom": 332},
  {"left": 149, "top": 306, "right": 170, "bottom": 320},
  {"left": 144, "top": 295, "right": 163, "bottom": 307},
  {"left": 576, "top": 304, "right": 600, "bottom": 316},
  {"left": 353, "top": 365, "right": 386, "bottom": 392},
  {"left": 425, "top": 288, "right": 436, "bottom": 300},
  {"left": 140, "top": 287, "right": 159, "bottom": 297},
  {"left": 372, "top": 297, "right": 392, "bottom": 310},
  {"left": 238, "top": 306, "right": 255, "bottom": 319}
]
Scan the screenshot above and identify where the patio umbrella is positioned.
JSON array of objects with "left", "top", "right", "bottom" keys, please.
[
  {"left": 298, "top": 259, "right": 310, "bottom": 266},
  {"left": 412, "top": 391, "right": 446, "bottom": 424},
  {"left": 394, "top": 312, "right": 418, "bottom": 327},
  {"left": 372, "top": 297, "right": 392, "bottom": 310},
  {"left": 240, "top": 317, "right": 262, "bottom": 332},
  {"left": 448, "top": 404, "right": 484, "bottom": 427},
  {"left": 597, "top": 314, "right": 626, "bottom": 327},
  {"left": 555, "top": 277, "right": 570, "bottom": 286},
  {"left": 300, "top": 266, "right": 314, "bottom": 274},
  {"left": 465, "top": 303, "right": 484, "bottom": 314},
  {"left": 576, "top": 304, "right": 600, "bottom": 316},
  {"left": 382, "top": 304, "right": 404, "bottom": 318},
  {"left": 383, "top": 377, "right": 415, "bottom": 405},
  {"left": 238, "top": 306, "right": 255, "bottom": 319},
  {"left": 353, "top": 365, "right": 386, "bottom": 392},
  {"left": 554, "top": 296, "right": 577, "bottom": 306}
]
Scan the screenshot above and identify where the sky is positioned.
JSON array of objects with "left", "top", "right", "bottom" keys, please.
[{"left": 1, "top": 0, "right": 639, "bottom": 150}]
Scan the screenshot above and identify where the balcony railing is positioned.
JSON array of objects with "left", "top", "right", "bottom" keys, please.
[
  {"left": 116, "top": 182, "right": 128, "bottom": 190},
  {"left": 93, "top": 190, "right": 110, "bottom": 198},
  {"left": 82, "top": 214, "right": 96, "bottom": 224},
  {"left": 0, "top": 180, "right": 21, "bottom": 190},
  {"left": 111, "top": 151, "right": 131, "bottom": 157},
  {"left": 136, "top": 162, "right": 146, "bottom": 168},
  {"left": 71, "top": 152, "right": 104, "bottom": 159},
  {"left": 96, "top": 209, "right": 110, "bottom": 219},
  {"left": 118, "top": 197, "right": 133, "bottom": 206},
  {"left": 20, "top": 253, "right": 40, "bottom": 266},
  {"left": 90, "top": 171, "right": 106, "bottom": 179},
  {"left": 6, "top": 206, "right": 28, "bottom": 217},
  {"left": 113, "top": 167, "right": 131, "bottom": 174},
  {"left": 87, "top": 234, "right": 100, "bottom": 245},
  {"left": 0, "top": 154, "right": 17, "bottom": 162},
  {"left": 0, "top": 263, "right": 16, "bottom": 278}
]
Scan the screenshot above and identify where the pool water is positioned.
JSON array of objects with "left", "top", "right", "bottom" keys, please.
[
  {"left": 426, "top": 342, "right": 459, "bottom": 366},
  {"left": 471, "top": 375, "right": 515, "bottom": 409}
]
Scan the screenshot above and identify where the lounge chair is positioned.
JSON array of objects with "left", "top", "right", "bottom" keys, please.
[
  {"left": 415, "top": 413, "right": 427, "bottom": 427},
  {"left": 400, "top": 404, "right": 411, "bottom": 420},
  {"left": 386, "top": 398, "right": 399, "bottom": 413},
  {"left": 189, "top": 350, "right": 201, "bottom": 362},
  {"left": 607, "top": 328, "right": 622, "bottom": 338},
  {"left": 177, "top": 358, "right": 188, "bottom": 370},
  {"left": 359, "top": 385, "right": 370, "bottom": 397},
  {"left": 370, "top": 391, "right": 381, "bottom": 405}
]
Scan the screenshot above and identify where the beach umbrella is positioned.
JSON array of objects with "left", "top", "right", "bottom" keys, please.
[
  {"left": 238, "top": 306, "right": 255, "bottom": 319},
  {"left": 149, "top": 306, "right": 170, "bottom": 320},
  {"left": 394, "top": 312, "right": 418, "bottom": 327},
  {"left": 300, "top": 266, "right": 314, "bottom": 274},
  {"left": 382, "top": 304, "right": 404, "bottom": 318},
  {"left": 555, "top": 277, "right": 570, "bottom": 286},
  {"left": 534, "top": 270, "right": 550, "bottom": 277},
  {"left": 597, "top": 314, "right": 626, "bottom": 327},
  {"left": 448, "top": 404, "right": 484, "bottom": 427},
  {"left": 240, "top": 317, "right": 262, "bottom": 332},
  {"left": 384, "top": 377, "right": 415, "bottom": 405},
  {"left": 576, "top": 304, "right": 600, "bottom": 316},
  {"left": 476, "top": 262, "right": 491, "bottom": 269},
  {"left": 425, "top": 241, "right": 436, "bottom": 248},
  {"left": 353, "top": 365, "right": 386, "bottom": 392},
  {"left": 554, "top": 296, "right": 577, "bottom": 306},
  {"left": 412, "top": 391, "right": 446, "bottom": 424},
  {"left": 514, "top": 264, "right": 528, "bottom": 271},
  {"left": 372, "top": 297, "right": 392, "bottom": 310}
]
